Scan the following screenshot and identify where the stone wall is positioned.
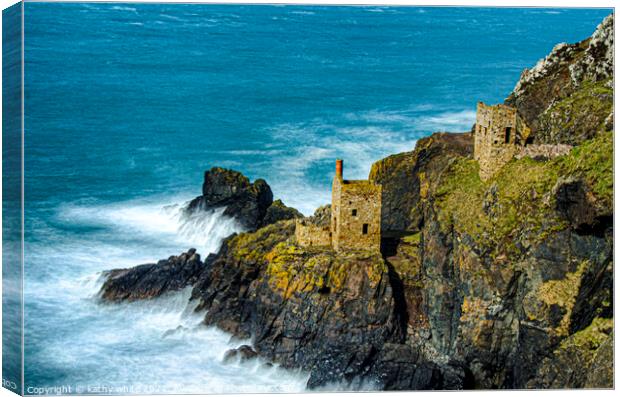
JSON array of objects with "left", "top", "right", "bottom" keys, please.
[
  {"left": 295, "top": 219, "right": 331, "bottom": 248},
  {"left": 331, "top": 174, "right": 343, "bottom": 249},
  {"left": 474, "top": 102, "right": 532, "bottom": 180},
  {"left": 516, "top": 144, "right": 573, "bottom": 160},
  {"left": 331, "top": 177, "right": 382, "bottom": 252}
]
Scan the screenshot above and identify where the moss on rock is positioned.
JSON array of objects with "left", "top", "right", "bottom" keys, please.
[
  {"left": 264, "top": 242, "right": 387, "bottom": 298},
  {"left": 432, "top": 126, "right": 611, "bottom": 253},
  {"left": 537, "top": 79, "right": 613, "bottom": 145}
]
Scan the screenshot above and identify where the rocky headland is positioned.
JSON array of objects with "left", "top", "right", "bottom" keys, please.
[{"left": 99, "top": 14, "right": 614, "bottom": 390}]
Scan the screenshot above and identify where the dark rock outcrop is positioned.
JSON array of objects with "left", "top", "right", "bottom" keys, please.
[
  {"left": 369, "top": 132, "right": 473, "bottom": 232},
  {"left": 307, "top": 343, "right": 467, "bottom": 391},
  {"left": 99, "top": 169, "right": 302, "bottom": 303},
  {"left": 304, "top": 204, "right": 331, "bottom": 227},
  {"left": 186, "top": 167, "right": 300, "bottom": 230},
  {"left": 528, "top": 318, "right": 613, "bottom": 388},
  {"left": 222, "top": 345, "right": 259, "bottom": 363},
  {"left": 505, "top": 13, "right": 613, "bottom": 144},
  {"left": 584, "top": 332, "right": 614, "bottom": 388},
  {"left": 259, "top": 199, "right": 303, "bottom": 228},
  {"left": 191, "top": 220, "right": 400, "bottom": 359},
  {"left": 100, "top": 249, "right": 203, "bottom": 302},
  {"left": 553, "top": 176, "right": 612, "bottom": 235},
  {"left": 189, "top": 219, "right": 467, "bottom": 389}
]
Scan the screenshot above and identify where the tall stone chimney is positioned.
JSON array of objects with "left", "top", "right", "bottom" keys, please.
[{"left": 335, "top": 159, "right": 343, "bottom": 178}]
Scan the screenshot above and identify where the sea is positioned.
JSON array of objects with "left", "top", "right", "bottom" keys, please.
[{"left": 7, "top": 2, "right": 611, "bottom": 394}]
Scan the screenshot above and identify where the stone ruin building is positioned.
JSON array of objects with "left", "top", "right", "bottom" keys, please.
[
  {"left": 474, "top": 102, "right": 572, "bottom": 180},
  {"left": 295, "top": 159, "right": 382, "bottom": 252}
]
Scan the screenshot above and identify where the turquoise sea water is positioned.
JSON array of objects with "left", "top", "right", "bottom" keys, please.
[{"left": 18, "top": 2, "right": 610, "bottom": 393}]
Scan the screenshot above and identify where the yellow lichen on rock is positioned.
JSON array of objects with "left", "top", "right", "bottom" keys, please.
[
  {"left": 264, "top": 240, "right": 386, "bottom": 298},
  {"left": 525, "top": 260, "right": 589, "bottom": 336}
]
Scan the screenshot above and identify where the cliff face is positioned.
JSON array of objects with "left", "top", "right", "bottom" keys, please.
[
  {"left": 369, "top": 132, "right": 473, "bottom": 232},
  {"left": 505, "top": 14, "right": 613, "bottom": 145},
  {"left": 366, "top": 15, "right": 614, "bottom": 387},
  {"left": 180, "top": 125, "right": 611, "bottom": 389},
  {"left": 189, "top": 216, "right": 469, "bottom": 390},
  {"left": 383, "top": 131, "right": 612, "bottom": 388},
  {"left": 99, "top": 14, "right": 613, "bottom": 390}
]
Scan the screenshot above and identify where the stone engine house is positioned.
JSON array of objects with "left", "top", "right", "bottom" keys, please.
[
  {"left": 295, "top": 160, "right": 382, "bottom": 252},
  {"left": 474, "top": 102, "right": 571, "bottom": 180},
  {"left": 474, "top": 102, "right": 533, "bottom": 180}
]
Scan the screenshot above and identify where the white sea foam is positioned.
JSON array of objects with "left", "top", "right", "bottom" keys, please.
[
  {"left": 57, "top": 196, "right": 244, "bottom": 257},
  {"left": 110, "top": 6, "right": 138, "bottom": 13},
  {"left": 27, "top": 287, "right": 310, "bottom": 394},
  {"left": 25, "top": 196, "right": 309, "bottom": 393},
  {"left": 417, "top": 109, "right": 476, "bottom": 131}
]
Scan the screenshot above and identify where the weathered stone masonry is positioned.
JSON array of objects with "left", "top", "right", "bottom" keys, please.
[
  {"left": 474, "top": 102, "right": 571, "bottom": 180},
  {"left": 296, "top": 160, "right": 382, "bottom": 252},
  {"left": 294, "top": 219, "right": 331, "bottom": 248},
  {"left": 331, "top": 160, "right": 382, "bottom": 251},
  {"left": 474, "top": 102, "right": 532, "bottom": 180}
]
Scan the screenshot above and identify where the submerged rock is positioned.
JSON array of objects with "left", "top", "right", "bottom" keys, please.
[
  {"left": 100, "top": 249, "right": 204, "bottom": 302},
  {"left": 222, "top": 345, "right": 259, "bottom": 363}
]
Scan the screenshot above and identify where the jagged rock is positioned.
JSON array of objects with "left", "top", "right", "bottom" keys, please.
[
  {"left": 528, "top": 318, "right": 613, "bottom": 388},
  {"left": 369, "top": 132, "right": 473, "bottom": 232},
  {"left": 363, "top": 344, "right": 468, "bottom": 390},
  {"left": 191, "top": 220, "right": 413, "bottom": 388},
  {"left": 305, "top": 343, "right": 465, "bottom": 390},
  {"left": 570, "top": 14, "right": 614, "bottom": 84},
  {"left": 98, "top": 15, "right": 613, "bottom": 391},
  {"left": 306, "top": 204, "right": 331, "bottom": 227},
  {"left": 584, "top": 332, "right": 614, "bottom": 388},
  {"left": 185, "top": 167, "right": 301, "bottom": 231},
  {"left": 186, "top": 167, "right": 273, "bottom": 230},
  {"left": 222, "top": 345, "right": 259, "bottom": 363},
  {"left": 553, "top": 176, "right": 612, "bottom": 235},
  {"left": 259, "top": 199, "right": 303, "bottom": 228},
  {"left": 535, "top": 79, "right": 612, "bottom": 145},
  {"left": 505, "top": 13, "right": 613, "bottom": 144},
  {"left": 190, "top": 221, "right": 297, "bottom": 337},
  {"left": 100, "top": 249, "right": 203, "bottom": 302}
]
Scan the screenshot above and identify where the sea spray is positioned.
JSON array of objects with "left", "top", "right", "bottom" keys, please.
[
  {"left": 169, "top": 203, "right": 245, "bottom": 254},
  {"left": 58, "top": 197, "right": 244, "bottom": 258},
  {"left": 25, "top": 197, "right": 308, "bottom": 393}
]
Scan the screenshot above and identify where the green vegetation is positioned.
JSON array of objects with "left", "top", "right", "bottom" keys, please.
[
  {"left": 231, "top": 220, "right": 294, "bottom": 263},
  {"left": 402, "top": 232, "right": 421, "bottom": 245},
  {"left": 538, "top": 79, "right": 613, "bottom": 145},
  {"left": 264, "top": 242, "right": 386, "bottom": 298},
  {"left": 555, "top": 129, "right": 613, "bottom": 205},
  {"left": 559, "top": 316, "right": 613, "bottom": 352},
  {"left": 536, "top": 260, "right": 589, "bottom": 336},
  {"left": 433, "top": 127, "right": 611, "bottom": 253}
]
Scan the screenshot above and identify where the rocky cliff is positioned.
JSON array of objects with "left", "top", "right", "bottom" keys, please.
[
  {"left": 99, "top": 14, "right": 613, "bottom": 390},
  {"left": 505, "top": 14, "right": 613, "bottom": 145},
  {"left": 186, "top": 167, "right": 302, "bottom": 230}
]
